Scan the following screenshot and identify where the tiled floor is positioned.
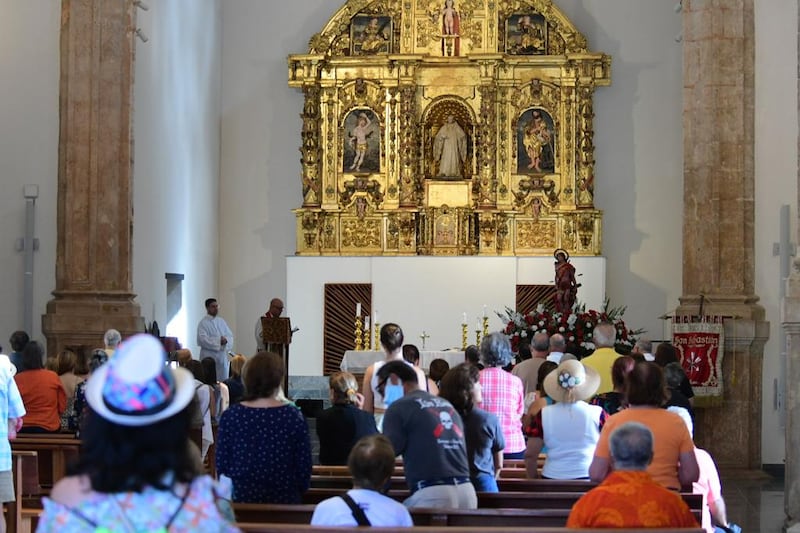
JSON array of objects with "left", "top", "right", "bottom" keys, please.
[{"left": 722, "top": 469, "right": 785, "bottom": 533}]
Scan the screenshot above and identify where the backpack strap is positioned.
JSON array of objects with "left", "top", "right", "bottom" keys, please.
[{"left": 339, "top": 492, "right": 371, "bottom": 526}]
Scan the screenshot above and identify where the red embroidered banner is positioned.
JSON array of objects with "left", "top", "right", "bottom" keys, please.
[{"left": 672, "top": 321, "right": 724, "bottom": 397}]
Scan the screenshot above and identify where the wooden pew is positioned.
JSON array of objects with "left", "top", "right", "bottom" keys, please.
[
  {"left": 300, "top": 488, "right": 703, "bottom": 523},
  {"left": 237, "top": 525, "right": 705, "bottom": 533},
  {"left": 11, "top": 434, "right": 81, "bottom": 488},
  {"left": 233, "top": 503, "right": 571, "bottom": 527},
  {"left": 310, "top": 475, "right": 596, "bottom": 493}
]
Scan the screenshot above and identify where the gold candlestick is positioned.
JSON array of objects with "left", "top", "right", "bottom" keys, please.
[
  {"left": 354, "top": 317, "right": 363, "bottom": 351},
  {"left": 461, "top": 323, "right": 468, "bottom": 350},
  {"left": 475, "top": 329, "right": 481, "bottom": 346},
  {"left": 482, "top": 316, "right": 489, "bottom": 338},
  {"left": 374, "top": 323, "right": 381, "bottom": 351}
]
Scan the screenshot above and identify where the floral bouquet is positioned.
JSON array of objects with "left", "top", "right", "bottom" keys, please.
[{"left": 498, "top": 300, "right": 643, "bottom": 357}]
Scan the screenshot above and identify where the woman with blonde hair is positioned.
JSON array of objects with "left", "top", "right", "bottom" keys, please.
[
  {"left": 223, "top": 354, "right": 246, "bottom": 404},
  {"left": 317, "top": 371, "right": 378, "bottom": 465}
]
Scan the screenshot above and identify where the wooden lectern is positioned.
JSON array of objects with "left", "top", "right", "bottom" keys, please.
[{"left": 261, "top": 317, "right": 292, "bottom": 395}]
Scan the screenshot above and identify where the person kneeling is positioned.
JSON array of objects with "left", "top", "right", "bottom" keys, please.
[{"left": 311, "top": 434, "right": 412, "bottom": 527}]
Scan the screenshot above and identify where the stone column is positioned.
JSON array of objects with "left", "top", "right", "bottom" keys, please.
[
  {"left": 780, "top": 3, "right": 800, "bottom": 529},
  {"left": 679, "top": 0, "right": 768, "bottom": 468},
  {"left": 42, "top": 0, "right": 144, "bottom": 354}
]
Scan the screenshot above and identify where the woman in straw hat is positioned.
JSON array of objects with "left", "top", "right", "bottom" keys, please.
[
  {"left": 523, "top": 359, "right": 608, "bottom": 479},
  {"left": 37, "top": 334, "right": 239, "bottom": 532}
]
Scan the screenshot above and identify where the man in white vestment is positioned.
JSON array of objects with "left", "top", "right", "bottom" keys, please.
[
  {"left": 196, "top": 298, "right": 234, "bottom": 380},
  {"left": 434, "top": 115, "right": 467, "bottom": 178}
]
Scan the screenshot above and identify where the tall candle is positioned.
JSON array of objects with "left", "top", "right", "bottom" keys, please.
[
  {"left": 374, "top": 310, "right": 378, "bottom": 324},
  {"left": 462, "top": 312, "right": 467, "bottom": 324},
  {"left": 364, "top": 317, "right": 370, "bottom": 330},
  {"left": 356, "top": 302, "right": 361, "bottom": 317},
  {"left": 483, "top": 305, "right": 487, "bottom": 318}
]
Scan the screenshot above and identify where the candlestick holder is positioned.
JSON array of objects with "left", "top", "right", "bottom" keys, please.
[
  {"left": 475, "top": 329, "right": 481, "bottom": 346},
  {"left": 482, "top": 316, "right": 489, "bottom": 338},
  {"left": 354, "top": 317, "right": 363, "bottom": 351},
  {"left": 461, "top": 323, "right": 468, "bottom": 350},
  {"left": 374, "top": 323, "right": 381, "bottom": 350}
]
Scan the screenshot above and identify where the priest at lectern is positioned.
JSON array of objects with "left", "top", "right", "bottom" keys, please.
[
  {"left": 259, "top": 302, "right": 295, "bottom": 394},
  {"left": 255, "top": 298, "right": 285, "bottom": 350}
]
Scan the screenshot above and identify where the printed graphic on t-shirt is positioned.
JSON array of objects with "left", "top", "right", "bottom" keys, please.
[{"left": 414, "top": 396, "right": 463, "bottom": 450}]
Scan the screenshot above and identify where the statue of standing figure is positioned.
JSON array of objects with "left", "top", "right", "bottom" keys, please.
[
  {"left": 434, "top": 115, "right": 467, "bottom": 178},
  {"left": 554, "top": 248, "right": 580, "bottom": 314}
]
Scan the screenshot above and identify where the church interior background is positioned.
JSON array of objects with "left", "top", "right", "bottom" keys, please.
[{"left": 1, "top": 0, "right": 799, "bottom": 528}]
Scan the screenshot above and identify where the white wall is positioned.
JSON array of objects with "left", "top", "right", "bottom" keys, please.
[
  {"left": 0, "top": 1, "right": 59, "bottom": 346},
  {"left": 219, "top": 1, "right": 340, "bottom": 355},
  {"left": 754, "top": 0, "right": 798, "bottom": 465},
  {"left": 132, "top": 0, "right": 223, "bottom": 350},
  {"left": 287, "top": 256, "right": 606, "bottom": 376}
]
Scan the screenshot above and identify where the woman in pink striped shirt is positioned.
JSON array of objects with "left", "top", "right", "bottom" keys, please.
[{"left": 478, "top": 333, "right": 526, "bottom": 459}]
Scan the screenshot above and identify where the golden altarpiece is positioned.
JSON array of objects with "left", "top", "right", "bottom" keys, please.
[{"left": 289, "top": 0, "right": 610, "bottom": 257}]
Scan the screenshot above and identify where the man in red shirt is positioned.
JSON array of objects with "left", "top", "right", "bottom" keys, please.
[{"left": 567, "top": 421, "right": 699, "bottom": 528}]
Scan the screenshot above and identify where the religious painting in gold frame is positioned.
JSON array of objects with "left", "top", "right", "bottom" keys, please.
[
  {"left": 516, "top": 107, "right": 556, "bottom": 175},
  {"left": 343, "top": 109, "right": 380, "bottom": 174},
  {"left": 505, "top": 13, "right": 547, "bottom": 55},
  {"left": 350, "top": 15, "right": 393, "bottom": 55}
]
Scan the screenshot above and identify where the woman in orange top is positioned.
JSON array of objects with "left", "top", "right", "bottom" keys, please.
[{"left": 14, "top": 341, "right": 67, "bottom": 433}]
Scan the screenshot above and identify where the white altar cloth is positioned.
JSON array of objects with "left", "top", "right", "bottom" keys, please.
[{"left": 341, "top": 350, "right": 465, "bottom": 373}]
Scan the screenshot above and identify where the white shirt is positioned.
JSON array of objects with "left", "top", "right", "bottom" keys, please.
[
  {"left": 546, "top": 351, "right": 564, "bottom": 363},
  {"left": 644, "top": 352, "right": 655, "bottom": 362},
  {"left": 311, "top": 489, "right": 413, "bottom": 527},
  {"left": 196, "top": 314, "right": 234, "bottom": 380}
]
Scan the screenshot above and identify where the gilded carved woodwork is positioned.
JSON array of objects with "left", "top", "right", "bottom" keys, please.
[{"left": 290, "top": 0, "right": 609, "bottom": 257}]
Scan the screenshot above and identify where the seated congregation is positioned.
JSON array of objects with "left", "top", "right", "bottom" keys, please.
[{"left": 2, "top": 321, "right": 733, "bottom": 532}]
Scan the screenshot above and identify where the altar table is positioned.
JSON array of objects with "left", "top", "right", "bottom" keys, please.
[{"left": 341, "top": 350, "right": 465, "bottom": 374}]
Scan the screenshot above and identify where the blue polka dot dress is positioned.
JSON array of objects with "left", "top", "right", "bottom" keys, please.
[{"left": 215, "top": 403, "right": 312, "bottom": 503}]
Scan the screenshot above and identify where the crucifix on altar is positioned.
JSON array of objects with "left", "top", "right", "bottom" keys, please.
[{"left": 419, "top": 330, "right": 430, "bottom": 349}]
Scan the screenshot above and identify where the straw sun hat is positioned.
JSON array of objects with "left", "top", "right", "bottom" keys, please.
[
  {"left": 86, "top": 333, "right": 195, "bottom": 426},
  {"left": 543, "top": 359, "right": 600, "bottom": 403}
]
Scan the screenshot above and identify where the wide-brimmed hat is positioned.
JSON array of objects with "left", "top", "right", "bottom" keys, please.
[
  {"left": 86, "top": 334, "right": 194, "bottom": 426},
  {"left": 543, "top": 359, "right": 600, "bottom": 403}
]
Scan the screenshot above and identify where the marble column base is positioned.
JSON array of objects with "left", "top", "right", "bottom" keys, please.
[{"left": 42, "top": 291, "right": 145, "bottom": 355}]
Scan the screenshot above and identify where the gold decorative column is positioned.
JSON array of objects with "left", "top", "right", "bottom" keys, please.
[
  {"left": 677, "top": 0, "right": 767, "bottom": 469},
  {"left": 42, "top": 0, "right": 144, "bottom": 354}
]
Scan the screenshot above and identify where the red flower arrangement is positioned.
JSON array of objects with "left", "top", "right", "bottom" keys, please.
[{"left": 499, "top": 300, "right": 643, "bottom": 356}]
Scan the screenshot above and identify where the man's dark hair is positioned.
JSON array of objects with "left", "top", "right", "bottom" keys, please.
[
  {"left": 348, "top": 434, "right": 396, "bottom": 491},
  {"left": 204, "top": 298, "right": 217, "bottom": 309},
  {"left": 464, "top": 345, "right": 480, "bottom": 365},
  {"left": 376, "top": 359, "right": 418, "bottom": 384},
  {"left": 20, "top": 341, "right": 44, "bottom": 371},
  {"left": 625, "top": 361, "right": 668, "bottom": 407},
  {"left": 402, "top": 344, "right": 420, "bottom": 364},
  {"left": 380, "top": 323, "right": 404, "bottom": 352},
  {"left": 9, "top": 331, "right": 29, "bottom": 353},
  {"left": 518, "top": 342, "right": 532, "bottom": 361},
  {"left": 69, "top": 404, "right": 197, "bottom": 492},
  {"left": 242, "top": 351, "right": 285, "bottom": 400}
]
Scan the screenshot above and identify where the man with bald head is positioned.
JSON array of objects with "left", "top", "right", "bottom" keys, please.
[
  {"left": 546, "top": 333, "right": 576, "bottom": 364},
  {"left": 255, "top": 298, "right": 285, "bottom": 351},
  {"left": 579, "top": 323, "right": 620, "bottom": 394}
]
